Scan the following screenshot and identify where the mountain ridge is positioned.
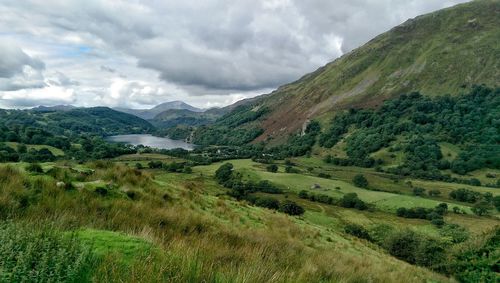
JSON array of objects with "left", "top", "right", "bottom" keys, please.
[{"left": 115, "top": 101, "right": 203, "bottom": 120}]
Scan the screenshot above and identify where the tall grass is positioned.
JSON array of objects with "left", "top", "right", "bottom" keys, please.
[
  {"left": 0, "top": 222, "right": 95, "bottom": 282},
  {"left": 0, "top": 164, "right": 450, "bottom": 282}
]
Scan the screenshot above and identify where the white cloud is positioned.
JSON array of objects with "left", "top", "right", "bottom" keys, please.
[{"left": 0, "top": 0, "right": 471, "bottom": 109}]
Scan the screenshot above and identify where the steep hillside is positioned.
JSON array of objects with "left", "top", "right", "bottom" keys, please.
[
  {"left": 151, "top": 109, "right": 219, "bottom": 128},
  {"left": 214, "top": 0, "right": 499, "bottom": 142},
  {"left": 116, "top": 101, "right": 202, "bottom": 120},
  {"left": 0, "top": 107, "right": 154, "bottom": 138}
]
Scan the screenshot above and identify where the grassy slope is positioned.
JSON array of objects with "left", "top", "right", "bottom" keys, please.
[
  {"left": 5, "top": 142, "right": 65, "bottom": 156},
  {"left": 214, "top": 0, "right": 500, "bottom": 142},
  {"left": 0, "top": 159, "right": 458, "bottom": 282}
]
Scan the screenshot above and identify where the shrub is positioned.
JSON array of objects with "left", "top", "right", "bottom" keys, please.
[
  {"left": 135, "top": 163, "right": 144, "bottom": 169},
  {"left": 148, "top": 160, "right": 163, "bottom": 169},
  {"left": 412, "top": 187, "right": 426, "bottom": 196},
  {"left": 279, "top": 201, "right": 305, "bottom": 216},
  {"left": 255, "top": 197, "right": 280, "bottom": 210},
  {"left": 471, "top": 201, "right": 490, "bottom": 216},
  {"left": 344, "top": 223, "right": 371, "bottom": 241},
  {"left": 26, "top": 163, "right": 43, "bottom": 173},
  {"left": 384, "top": 230, "right": 420, "bottom": 264},
  {"left": 266, "top": 164, "right": 278, "bottom": 173},
  {"left": 285, "top": 166, "right": 299, "bottom": 173},
  {"left": 94, "top": 187, "right": 108, "bottom": 196},
  {"left": 352, "top": 174, "right": 368, "bottom": 188},
  {"left": 0, "top": 222, "right": 95, "bottom": 282},
  {"left": 215, "top": 163, "right": 233, "bottom": 184},
  {"left": 449, "top": 188, "right": 480, "bottom": 203},
  {"left": 298, "top": 190, "right": 309, "bottom": 199},
  {"left": 439, "top": 224, "right": 469, "bottom": 244},
  {"left": 340, "top": 193, "right": 367, "bottom": 210}
]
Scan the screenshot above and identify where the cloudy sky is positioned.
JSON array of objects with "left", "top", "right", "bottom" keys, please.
[{"left": 0, "top": 0, "right": 469, "bottom": 109}]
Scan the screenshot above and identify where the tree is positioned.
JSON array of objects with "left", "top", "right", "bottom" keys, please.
[
  {"left": 493, "top": 196, "right": 500, "bottom": 212},
  {"left": 215, "top": 163, "right": 233, "bottom": 184},
  {"left": 298, "top": 190, "right": 309, "bottom": 199},
  {"left": 353, "top": 174, "right": 368, "bottom": 188},
  {"left": 344, "top": 223, "right": 371, "bottom": 241},
  {"left": 266, "top": 164, "right": 278, "bottom": 173},
  {"left": 255, "top": 197, "right": 280, "bottom": 210},
  {"left": 412, "top": 187, "right": 426, "bottom": 196},
  {"left": 471, "top": 202, "right": 489, "bottom": 216},
  {"left": 279, "top": 201, "right": 305, "bottom": 216}
]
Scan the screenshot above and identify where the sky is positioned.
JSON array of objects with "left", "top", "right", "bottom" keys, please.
[{"left": 0, "top": 0, "right": 470, "bottom": 109}]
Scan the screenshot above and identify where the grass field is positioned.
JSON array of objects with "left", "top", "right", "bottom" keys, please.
[
  {"left": 5, "top": 142, "right": 65, "bottom": 156},
  {"left": 195, "top": 159, "right": 475, "bottom": 213}
]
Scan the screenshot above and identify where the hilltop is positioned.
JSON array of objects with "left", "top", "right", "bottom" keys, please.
[{"left": 115, "top": 101, "right": 202, "bottom": 120}]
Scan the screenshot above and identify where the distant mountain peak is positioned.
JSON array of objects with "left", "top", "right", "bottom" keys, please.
[
  {"left": 31, "top": 105, "right": 76, "bottom": 112},
  {"left": 114, "top": 101, "right": 202, "bottom": 120}
]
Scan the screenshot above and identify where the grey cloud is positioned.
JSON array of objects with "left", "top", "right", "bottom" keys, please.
[
  {"left": 100, "top": 65, "right": 116, "bottom": 73},
  {"left": 0, "top": 44, "right": 45, "bottom": 78},
  {"left": 0, "top": 0, "right": 471, "bottom": 108}
]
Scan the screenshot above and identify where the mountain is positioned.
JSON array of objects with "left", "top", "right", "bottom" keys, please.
[
  {"left": 0, "top": 106, "right": 154, "bottom": 138},
  {"left": 205, "top": 0, "right": 499, "bottom": 143},
  {"left": 151, "top": 108, "right": 219, "bottom": 128},
  {"left": 115, "top": 101, "right": 202, "bottom": 120},
  {"left": 31, "top": 105, "right": 76, "bottom": 112}
]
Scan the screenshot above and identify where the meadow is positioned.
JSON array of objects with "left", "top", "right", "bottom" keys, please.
[{"left": 0, "top": 153, "right": 498, "bottom": 282}]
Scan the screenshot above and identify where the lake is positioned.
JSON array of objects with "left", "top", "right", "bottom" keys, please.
[{"left": 106, "top": 134, "right": 195, "bottom": 150}]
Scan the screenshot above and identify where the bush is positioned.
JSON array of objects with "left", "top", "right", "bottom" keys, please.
[
  {"left": 215, "top": 163, "right": 233, "bottom": 184},
  {"left": 412, "top": 187, "right": 426, "bottom": 196},
  {"left": 0, "top": 222, "right": 95, "bottom": 282},
  {"left": 255, "top": 197, "right": 280, "bottom": 210},
  {"left": 298, "top": 190, "right": 309, "bottom": 199},
  {"left": 384, "top": 230, "right": 420, "bottom": 264},
  {"left": 344, "top": 223, "right": 371, "bottom": 241},
  {"left": 471, "top": 201, "right": 490, "bottom": 216},
  {"left": 26, "top": 163, "right": 43, "bottom": 173},
  {"left": 285, "top": 166, "right": 299, "bottom": 173},
  {"left": 352, "top": 174, "right": 368, "bottom": 188},
  {"left": 266, "top": 164, "right": 278, "bottom": 173},
  {"left": 148, "top": 160, "right": 163, "bottom": 169},
  {"left": 340, "top": 193, "right": 367, "bottom": 210},
  {"left": 279, "top": 201, "right": 305, "bottom": 216}
]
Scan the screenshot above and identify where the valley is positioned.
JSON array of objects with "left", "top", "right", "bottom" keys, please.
[{"left": 0, "top": 0, "right": 498, "bottom": 282}]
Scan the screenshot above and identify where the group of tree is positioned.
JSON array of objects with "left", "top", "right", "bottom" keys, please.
[
  {"left": 319, "top": 86, "right": 499, "bottom": 179},
  {"left": 145, "top": 160, "right": 193, "bottom": 173},
  {"left": 214, "top": 163, "right": 304, "bottom": 215},
  {"left": 396, "top": 203, "right": 448, "bottom": 227}
]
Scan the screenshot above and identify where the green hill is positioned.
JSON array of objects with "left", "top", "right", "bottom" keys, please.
[{"left": 202, "top": 0, "right": 499, "bottom": 142}]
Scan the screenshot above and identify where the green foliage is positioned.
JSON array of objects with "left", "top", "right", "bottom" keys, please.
[
  {"left": 192, "top": 105, "right": 268, "bottom": 146},
  {"left": 396, "top": 203, "right": 448, "bottom": 226},
  {"left": 471, "top": 202, "right": 490, "bottom": 216},
  {"left": 344, "top": 223, "right": 371, "bottom": 241},
  {"left": 279, "top": 200, "right": 305, "bottom": 216},
  {"left": 340, "top": 193, "right": 367, "bottom": 210},
  {"left": 320, "top": 86, "right": 500, "bottom": 177},
  {"left": 0, "top": 222, "right": 95, "bottom": 282},
  {"left": 352, "top": 174, "right": 368, "bottom": 188},
  {"left": 449, "top": 188, "right": 480, "bottom": 203},
  {"left": 444, "top": 227, "right": 500, "bottom": 282},
  {"left": 25, "top": 163, "right": 43, "bottom": 173},
  {"left": 254, "top": 197, "right": 280, "bottom": 210},
  {"left": 266, "top": 164, "right": 278, "bottom": 173},
  {"left": 215, "top": 163, "right": 234, "bottom": 184}
]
